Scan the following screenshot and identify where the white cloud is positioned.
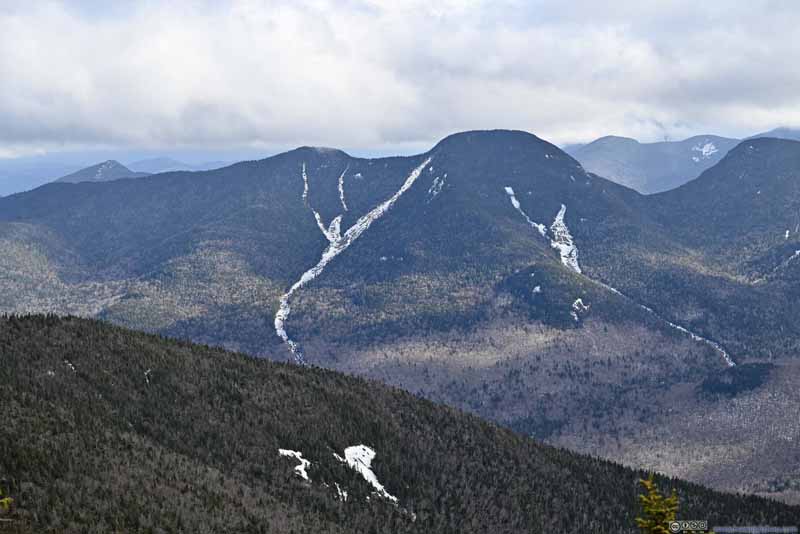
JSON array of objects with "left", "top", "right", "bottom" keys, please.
[{"left": 1, "top": 0, "right": 800, "bottom": 155}]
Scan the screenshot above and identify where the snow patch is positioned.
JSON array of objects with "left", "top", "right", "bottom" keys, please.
[
  {"left": 692, "top": 142, "right": 718, "bottom": 159},
  {"left": 279, "top": 449, "right": 311, "bottom": 481},
  {"left": 335, "top": 482, "right": 348, "bottom": 502},
  {"left": 301, "top": 163, "right": 310, "bottom": 204},
  {"left": 785, "top": 229, "right": 790, "bottom": 240},
  {"left": 144, "top": 368, "right": 152, "bottom": 385},
  {"left": 338, "top": 166, "right": 349, "bottom": 211},
  {"left": 64, "top": 359, "right": 76, "bottom": 373},
  {"left": 504, "top": 186, "right": 547, "bottom": 236},
  {"left": 334, "top": 445, "right": 398, "bottom": 503},
  {"left": 95, "top": 160, "right": 115, "bottom": 180},
  {"left": 550, "top": 205, "right": 581, "bottom": 273},
  {"left": 427, "top": 173, "right": 447, "bottom": 201},
  {"left": 275, "top": 158, "right": 432, "bottom": 363},
  {"left": 571, "top": 298, "right": 589, "bottom": 322},
  {"left": 532, "top": 285, "right": 542, "bottom": 294}
]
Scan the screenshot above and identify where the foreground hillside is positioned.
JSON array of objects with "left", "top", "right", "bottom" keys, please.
[{"left": 1, "top": 315, "right": 798, "bottom": 533}]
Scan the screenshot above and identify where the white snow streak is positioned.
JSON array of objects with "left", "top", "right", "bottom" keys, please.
[
  {"left": 64, "top": 359, "right": 76, "bottom": 373},
  {"left": 550, "top": 204, "right": 581, "bottom": 273},
  {"left": 338, "top": 166, "right": 349, "bottom": 211},
  {"left": 275, "top": 157, "right": 432, "bottom": 363},
  {"left": 278, "top": 449, "right": 311, "bottom": 481},
  {"left": 301, "top": 163, "right": 310, "bottom": 204},
  {"left": 503, "top": 186, "right": 546, "bottom": 236},
  {"left": 334, "top": 445, "right": 398, "bottom": 503},
  {"left": 571, "top": 298, "right": 589, "bottom": 322},
  {"left": 335, "top": 482, "right": 348, "bottom": 501},
  {"left": 593, "top": 278, "right": 735, "bottom": 367}
]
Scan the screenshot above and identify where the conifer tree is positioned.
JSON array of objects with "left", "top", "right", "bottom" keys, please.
[
  {"left": 636, "top": 474, "right": 679, "bottom": 534},
  {"left": 0, "top": 487, "right": 12, "bottom": 513}
]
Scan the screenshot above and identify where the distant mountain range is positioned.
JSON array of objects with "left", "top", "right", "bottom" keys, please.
[
  {"left": 53, "top": 160, "right": 151, "bottom": 183},
  {"left": 2, "top": 130, "right": 800, "bottom": 504},
  {"left": 2, "top": 315, "right": 797, "bottom": 533},
  {"left": 51, "top": 158, "right": 232, "bottom": 185},
  {"left": 565, "top": 135, "right": 739, "bottom": 193},
  {"left": 567, "top": 127, "right": 800, "bottom": 193},
  {"left": 0, "top": 155, "right": 234, "bottom": 197}
]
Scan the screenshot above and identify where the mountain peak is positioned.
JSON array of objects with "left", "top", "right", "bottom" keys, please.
[
  {"left": 432, "top": 129, "right": 549, "bottom": 151},
  {"left": 54, "top": 159, "right": 149, "bottom": 184}
]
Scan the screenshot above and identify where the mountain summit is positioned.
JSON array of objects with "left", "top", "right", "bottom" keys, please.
[{"left": 53, "top": 160, "right": 150, "bottom": 184}]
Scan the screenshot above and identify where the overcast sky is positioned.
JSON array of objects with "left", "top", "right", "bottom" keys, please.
[{"left": 1, "top": 0, "right": 800, "bottom": 157}]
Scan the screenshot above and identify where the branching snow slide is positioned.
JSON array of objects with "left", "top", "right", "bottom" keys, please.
[{"left": 275, "top": 157, "right": 432, "bottom": 363}]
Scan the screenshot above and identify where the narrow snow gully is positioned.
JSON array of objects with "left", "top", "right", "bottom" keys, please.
[
  {"left": 338, "top": 165, "right": 349, "bottom": 212},
  {"left": 503, "top": 186, "right": 735, "bottom": 367},
  {"left": 596, "top": 280, "right": 736, "bottom": 367},
  {"left": 503, "top": 187, "right": 546, "bottom": 236},
  {"left": 275, "top": 157, "right": 433, "bottom": 363}
]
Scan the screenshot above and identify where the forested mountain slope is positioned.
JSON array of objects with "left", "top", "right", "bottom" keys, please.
[{"left": 1, "top": 315, "right": 798, "bottom": 533}]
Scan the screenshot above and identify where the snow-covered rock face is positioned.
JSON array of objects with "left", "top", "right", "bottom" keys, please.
[
  {"left": 275, "top": 158, "right": 433, "bottom": 363},
  {"left": 334, "top": 445, "right": 398, "bottom": 503},
  {"left": 278, "top": 449, "right": 311, "bottom": 481},
  {"left": 549, "top": 204, "right": 581, "bottom": 273}
]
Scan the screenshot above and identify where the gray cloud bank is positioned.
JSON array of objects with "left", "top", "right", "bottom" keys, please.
[{"left": 1, "top": 0, "right": 800, "bottom": 157}]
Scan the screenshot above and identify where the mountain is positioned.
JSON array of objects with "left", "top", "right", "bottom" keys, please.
[
  {"left": 1, "top": 131, "right": 800, "bottom": 504},
  {"left": 747, "top": 127, "right": 800, "bottom": 142},
  {"left": 565, "top": 135, "right": 740, "bottom": 193},
  {"left": 53, "top": 160, "right": 150, "bottom": 183},
  {"left": 128, "top": 157, "right": 230, "bottom": 173},
  {"left": 2, "top": 315, "right": 798, "bottom": 533}
]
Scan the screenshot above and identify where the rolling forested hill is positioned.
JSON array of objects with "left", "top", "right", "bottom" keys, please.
[{"left": 1, "top": 315, "right": 798, "bottom": 533}]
